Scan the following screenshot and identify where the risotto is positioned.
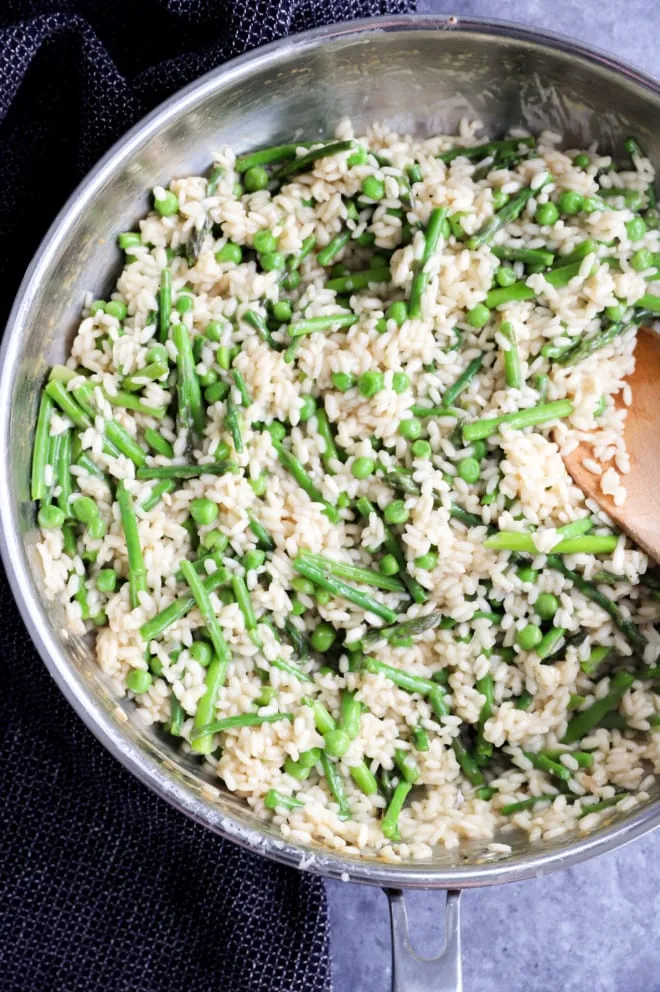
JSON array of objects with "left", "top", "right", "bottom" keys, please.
[{"left": 31, "top": 119, "right": 660, "bottom": 860}]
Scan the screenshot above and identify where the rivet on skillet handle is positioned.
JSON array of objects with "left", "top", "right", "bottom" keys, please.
[{"left": 385, "top": 888, "right": 462, "bottom": 992}]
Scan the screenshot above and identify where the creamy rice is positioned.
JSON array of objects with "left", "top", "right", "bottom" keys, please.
[{"left": 33, "top": 119, "right": 660, "bottom": 861}]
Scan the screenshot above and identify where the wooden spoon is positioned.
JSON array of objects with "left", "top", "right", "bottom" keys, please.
[{"left": 562, "top": 326, "right": 660, "bottom": 559}]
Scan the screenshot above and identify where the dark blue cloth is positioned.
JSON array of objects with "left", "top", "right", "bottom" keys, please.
[{"left": 0, "top": 2, "right": 413, "bottom": 990}]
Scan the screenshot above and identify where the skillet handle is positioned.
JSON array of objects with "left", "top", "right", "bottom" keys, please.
[{"left": 384, "top": 888, "right": 462, "bottom": 992}]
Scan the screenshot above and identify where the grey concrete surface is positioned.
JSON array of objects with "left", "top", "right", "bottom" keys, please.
[{"left": 327, "top": 3, "right": 659, "bottom": 989}]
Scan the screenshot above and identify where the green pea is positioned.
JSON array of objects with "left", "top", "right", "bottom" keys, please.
[
  {"left": 310, "top": 622, "right": 337, "bottom": 652},
  {"left": 332, "top": 372, "right": 355, "bottom": 393},
  {"left": 582, "top": 197, "right": 602, "bottom": 214},
  {"left": 214, "top": 441, "right": 231, "bottom": 462},
  {"left": 190, "top": 498, "right": 218, "bottom": 526},
  {"left": 72, "top": 496, "right": 100, "bottom": 524},
  {"left": 299, "top": 395, "right": 316, "bottom": 422},
  {"left": 125, "top": 669, "right": 153, "bottom": 693},
  {"left": 386, "top": 301, "right": 408, "bottom": 326},
  {"left": 558, "top": 190, "right": 584, "bottom": 215},
  {"left": 190, "top": 641, "right": 213, "bottom": 667},
  {"left": 324, "top": 728, "right": 351, "bottom": 757},
  {"left": 351, "top": 457, "right": 376, "bottom": 479},
  {"left": 105, "top": 299, "right": 128, "bottom": 321},
  {"left": 605, "top": 302, "right": 626, "bottom": 322},
  {"left": 361, "top": 175, "right": 386, "bottom": 201},
  {"left": 273, "top": 300, "right": 293, "bottom": 323},
  {"left": 573, "top": 153, "right": 590, "bottom": 169},
  {"left": 348, "top": 145, "right": 368, "bottom": 167},
  {"left": 249, "top": 474, "right": 268, "bottom": 497},
  {"left": 257, "top": 685, "right": 278, "bottom": 707},
  {"left": 535, "top": 592, "right": 560, "bottom": 620},
  {"left": 243, "top": 549, "right": 266, "bottom": 571},
  {"left": 146, "top": 343, "right": 169, "bottom": 364},
  {"left": 516, "top": 623, "right": 543, "bottom": 650},
  {"left": 192, "top": 335, "right": 206, "bottom": 363},
  {"left": 624, "top": 189, "right": 644, "bottom": 211},
  {"left": 118, "top": 231, "right": 142, "bottom": 251},
  {"left": 89, "top": 300, "right": 106, "bottom": 316},
  {"left": 631, "top": 247, "right": 653, "bottom": 271},
  {"left": 379, "top": 554, "right": 399, "bottom": 576},
  {"left": 358, "top": 370, "right": 385, "bottom": 398},
  {"left": 458, "top": 457, "right": 480, "bottom": 484},
  {"left": 215, "top": 242, "right": 243, "bottom": 265},
  {"left": 315, "top": 588, "right": 332, "bottom": 606},
  {"left": 399, "top": 418, "right": 422, "bottom": 440},
  {"left": 282, "top": 270, "right": 301, "bottom": 291},
  {"left": 200, "top": 529, "right": 228, "bottom": 552},
  {"left": 253, "top": 230, "right": 277, "bottom": 254},
  {"left": 415, "top": 551, "right": 438, "bottom": 570},
  {"left": 517, "top": 566, "right": 538, "bottom": 584},
  {"left": 535, "top": 201, "right": 559, "bottom": 226},
  {"left": 204, "top": 320, "right": 224, "bottom": 342},
  {"left": 496, "top": 266, "right": 517, "bottom": 287},
  {"left": 291, "top": 576, "right": 315, "bottom": 597},
  {"left": 593, "top": 394, "right": 607, "bottom": 417},
  {"left": 466, "top": 303, "right": 491, "bottom": 329},
  {"left": 154, "top": 189, "right": 179, "bottom": 217},
  {"left": 269, "top": 421, "right": 286, "bottom": 443},
  {"left": 199, "top": 369, "right": 218, "bottom": 388},
  {"left": 491, "top": 189, "right": 509, "bottom": 210},
  {"left": 471, "top": 440, "right": 487, "bottom": 460},
  {"left": 244, "top": 165, "right": 270, "bottom": 192},
  {"left": 290, "top": 597, "right": 306, "bottom": 616},
  {"left": 384, "top": 500, "right": 409, "bottom": 525},
  {"left": 626, "top": 216, "right": 647, "bottom": 241},
  {"left": 96, "top": 569, "right": 117, "bottom": 594},
  {"left": 204, "top": 381, "right": 230, "bottom": 403},
  {"left": 90, "top": 518, "right": 107, "bottom": 541},
  {"left": 411, "top": 439, "right": 432, "bottom": 459},
  {"left": 175, "top": 293, "right": 194, "bottom": 314},
  {"left": 392, "top": 372, "right": 409, "bottom": 394},
  {"left": 260, "top": 251, "right": 285, "bottom": 272},
  {"left": 37, "top": 505, "right": 66, "bottom": 529}
]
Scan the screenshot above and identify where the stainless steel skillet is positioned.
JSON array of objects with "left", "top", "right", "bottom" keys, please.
[{"left": 2, "top": 15, "right": 660, "bottom": 990}]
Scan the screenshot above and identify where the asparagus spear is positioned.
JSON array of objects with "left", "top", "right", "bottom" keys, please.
[
  {"left": 236, "top": 143, "right": 310, "bottom": 172},
  {"left": 117, "top": 482, "right": 147, "bottom": 610},
  {"left": 452, "top": 737, "right": 485, "bottom": 786},
  {"left": 231, "top": 573, "right": 262, "bottom": 647},
  {"left": 362, "top": 611, "right": 449, "bottom": 647},
  {"left": 159, "top": 268, "right": 172, "bottom": 343},
  {"left": 317, "top": 230, "right": 352, "bottom": 266},
  {"left": 140, "top": 569, "right": 229, "bottom": 642},
  {"left": 562, "top": 670, "right": 635, "bottom": 743},
  {"left": 491, "top": 245, "right": 555, "bottom": 267},
  {"left": 191, "top": 656, "right": 228, "bottom": 755},
  {"left": 394, "top": 749, "right": 421, "bottom": 784},
  {"left": 172, "top": 323, "right": 204, "bottom": 434},
  {"left": 362, "top": 656, "right": 436, "bottom": 695},
  {"left": 438, "top": 136, "right": 535, "bottom": 164},
  {"left": 499, "top": 321, "right": 522, "bottom": 388},
  {"left": 462, "top": 398, "right": 574, "bottom": 442},
  {"left": 381, "top": 780, "right": 412, "bottom": 840},
  {"left": 442, "top": 354, "right": 484, "bottom": 407},
  {"left": 354, "top": 496, "right": 427, "bottom": 605},
  {"left": 299, "top": 551, "right": 406, "bottom": 592},
  {"left": 314, "top": 406, "right": 341, "bottom": 473},
  {"left": 271, "top": 438, "right": 339, "bottom": 522},
  {"left": 468, "top": 176, "right": 551, "bottom": 250},
  {"left": 290, "top": 312, "right": 358, "bottom": 337},
  {"left": 293, "top": 557, "right": 398, "bottom": 624},
  {"left": 501, "top": 794, "right": 557, "bottom": 815},
  {"left": 192, "top": 712, "right": 292, "bottom": 738},
  {"left": 265, "top": 789, "right": 304, "bottom": 811},
  {"left": 136, "top": 464, "right": 234, "bottom": 480},
  {"left": 273, "top": 140, "right": 354, "bottom": 180},
  {"left": 244, "top": 309, "right": 283, "bottom": 351},
  {"left": 319, "top": 751, "right": 351, "bottom": 820},
  {"left": 475, "top": 674, "right": 494, "bottom": 765},
  {"left": 522, "top": 749, "right": 571, "bottom": 782},
  {"left": 180, "top": 558, "right": 231, "bottom": 664},
  {"left": 31, "top": 391, "right": 55, "bottom": 502},
  {"left": 409, "top": 207, "right": 447, "bottom": 318},
  {"left": 577, "top": 793, "right": 629, "bottom": 818},
  {"left": 484, "top": 532, "right": 617, "bottom": 555}
]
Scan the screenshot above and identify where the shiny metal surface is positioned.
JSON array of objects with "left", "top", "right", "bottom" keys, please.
[
  {"left": 2, "top": 14, "right": 660, "bottom": 893},
  {"left": 387, "top": 889, "right": 462, "bottom": 991}
]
